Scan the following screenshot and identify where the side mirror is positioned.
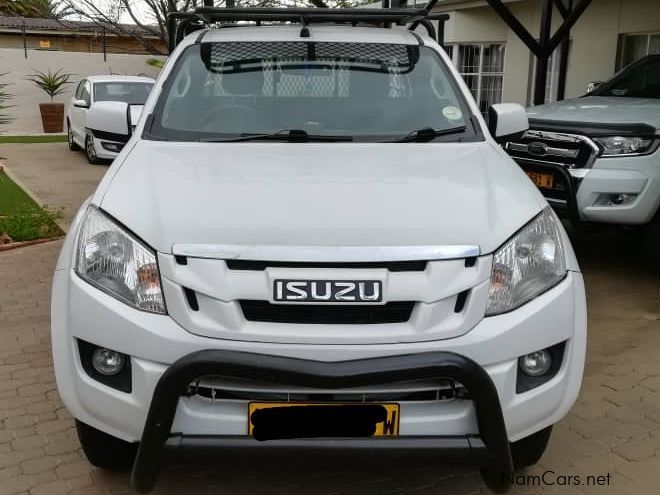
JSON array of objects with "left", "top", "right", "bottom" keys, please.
[
  {"left": 586, "top": 81, "right": 603, "bottom": 93},
  {"left": 86, "top": 101, "right": 132, "bottom": 143},
  {"left": 488, "top": 103, "right": 529, "bottom": 142},
  {"left": 73, "top": 99, "right": 89, "bottom": 109}
]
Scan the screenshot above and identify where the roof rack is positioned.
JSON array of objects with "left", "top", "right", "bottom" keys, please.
[{"left": 167, "top": 0, "right": 444, "bottom": 53}]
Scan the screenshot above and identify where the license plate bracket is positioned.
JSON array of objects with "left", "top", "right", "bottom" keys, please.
[{"left": 248, "top": 402, "right": 400, "bottom": 440}]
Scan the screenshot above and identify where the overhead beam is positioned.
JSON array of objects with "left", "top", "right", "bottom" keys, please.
[
  {"left": 546, "top": 0, "right": 592, "bottom": 55},
  {"left": 484, "top": 0, "right": 541, "bottom": 57},
  {"left": 533, "top": 0, "right": 554, "bottom": 105},
  {"left": 553, "top": 0, "right": 569, "bottom": 18},
  {"left": 556, "top": 0, "right": 573, "bottom": 100}
]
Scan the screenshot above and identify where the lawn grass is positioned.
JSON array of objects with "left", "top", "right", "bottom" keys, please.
[
  {"left": 0, "top": 171, "right": 39, "bottom": 215},
  {"left": 0, "top": 134, "right": 67, "bottom": 144},
  {"left": 0, "top": 172, "right": 63, "bottom": 242}
]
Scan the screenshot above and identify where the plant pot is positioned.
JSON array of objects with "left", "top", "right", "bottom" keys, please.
[{"left": 38, "top": 103, "right": 64, "bottom": 133}]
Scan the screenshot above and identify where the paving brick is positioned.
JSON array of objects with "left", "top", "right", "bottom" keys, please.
[
  {"left": 612, "top": 436, "right": 659, "bottom": 461},
  {"left": 29, "top": 479, "right": 70, "bottom": 495},
  {"left": 54, "top": 461, "right": 90, "bottom": 480},
  {"left": 20, "top": 456, "right": 59, "bottom": 475}
]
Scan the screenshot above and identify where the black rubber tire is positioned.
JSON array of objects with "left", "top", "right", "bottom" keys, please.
[
  {"left": 67, "top": 122, "right": 81, "bottom": 151},
  {"left": 510, "top": 425, "right": 553, "bottom": 469},
  {"left": 85, "top": 134, "right": 103, "bottom": 165},
  {"left": 643, "top": 211, "right": 660, "bottom": 272},
  {"left": 75, "top": 420, "right": 138, "bottom": 471}
]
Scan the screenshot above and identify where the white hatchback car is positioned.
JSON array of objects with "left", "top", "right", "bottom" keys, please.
[
  {"left": 51, "top": 4, "right": 587, "bottom": 494},
  {"left": 66, "top": 75, "right": 154, "bottom": 164}
]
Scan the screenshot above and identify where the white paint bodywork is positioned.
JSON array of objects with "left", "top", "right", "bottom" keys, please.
[{"left": 51, "top": 25, "right": 586, "bottom": 449}]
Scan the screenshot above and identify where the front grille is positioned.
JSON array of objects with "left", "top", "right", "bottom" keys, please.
[
  {"left": 186, "top": 378, "right": 467, "bottom": 402},
  {"left": 239, "top": 300, "right": 414, "bottom": 324},
  {"left": 505, "top": 130, "right": 598, "bottom": 169},
  {"left": 226, "top": 260, "right": 427, "bottom": 272}
]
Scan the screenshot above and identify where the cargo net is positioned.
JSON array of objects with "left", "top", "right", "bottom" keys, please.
[{"left": 203, "top": 41, "right": 416, "bottom": 98}]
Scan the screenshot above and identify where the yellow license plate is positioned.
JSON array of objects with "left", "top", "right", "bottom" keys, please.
[
  {"left": 248, "top": 402, "right": 400, "bottom": 437},
  {"left": 526, "top": 171, "right": 555, "bottom": 189}
]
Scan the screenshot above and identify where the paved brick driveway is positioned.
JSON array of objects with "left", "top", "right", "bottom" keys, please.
[{"left": 1, "top": 144, "right": 660, "bottom": 494}]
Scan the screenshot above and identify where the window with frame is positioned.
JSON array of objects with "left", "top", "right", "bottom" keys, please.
[
  {"left": 445, "top": 43, "right": 505, "bottom": 115},
  {"left": 617, "top": 33, "right": 660, "bottom": 70}
]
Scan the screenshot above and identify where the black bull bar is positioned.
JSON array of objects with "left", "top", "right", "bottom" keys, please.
[{"left": 130, "top": 350, "right": 514, "bottom": 493}]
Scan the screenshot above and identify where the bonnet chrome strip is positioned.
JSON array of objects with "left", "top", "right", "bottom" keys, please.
[{"left": 171, "top": 244, "right": 481, "bottom": 262}]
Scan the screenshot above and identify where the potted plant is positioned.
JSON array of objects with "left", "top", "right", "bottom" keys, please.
[{"left": 26, "top": 69, "right": 72, "bottom": 133}]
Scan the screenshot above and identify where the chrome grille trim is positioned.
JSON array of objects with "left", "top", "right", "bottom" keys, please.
[
  {"left": 185, "top": 376, "right": 467, "bottom": 403},
  {"left": 171, "top": 244, "right": 481, "bottom": 262},
  {"left": 506, "top": 130, "right": 600, "bottom": 169}
]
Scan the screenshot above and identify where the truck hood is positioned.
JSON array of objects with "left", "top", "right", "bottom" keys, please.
[
  {"left": 99, "top": 141, "right": 546, "bottom": 256},
  {"left": 527, "top": 96, "right": 660, "bottom": 130}
]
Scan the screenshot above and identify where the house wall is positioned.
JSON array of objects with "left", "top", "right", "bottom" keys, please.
[
  {"left": 440, "top": 0, "right": 660, "bottom": 106},
  {"left": 0, "top": 48, "right": 164, "bottom": 134},
  {"left": 0, "top": 33, "right": 165, "bottom": 54}
]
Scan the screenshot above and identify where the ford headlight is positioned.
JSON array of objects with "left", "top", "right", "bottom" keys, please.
[
  {"left": 486, "top": 208, "right": 567, "bottom": 316},
  {"left": 75, "top": 206, "right": 166, "bottom": 314},
  {"left": 593, "top": 136, "right": 656, "bottom": 157}
]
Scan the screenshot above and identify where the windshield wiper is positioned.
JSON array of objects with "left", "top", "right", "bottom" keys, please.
[
  {"left": 390, "top": 126, "right": 467, "bottom": 143},
  {"left": 201, "top": 129, "right": 353, "bottom": 143}
]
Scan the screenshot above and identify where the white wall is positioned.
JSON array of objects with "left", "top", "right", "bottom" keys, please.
[
  {"left": 0, "top": 48, "right": 164, "bottom": 134},
  {"left": 439, "top": 0, "right": 660, "bottom": 106}
]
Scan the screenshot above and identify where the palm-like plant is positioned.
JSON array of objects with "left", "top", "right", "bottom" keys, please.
[
  {"left": 26, "top": 69, "right": 72, "bottom": 102},
  {"left": 0, "top": 72, "right": 13, "bottom": 129},
  {"left": 0, "top": 0, "right": 72, "bottom": 19}
]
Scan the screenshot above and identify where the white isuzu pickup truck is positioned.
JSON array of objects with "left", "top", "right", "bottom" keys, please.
[
  {"left": 505, "top": 55, "right": 660, "bottom": 268},
  {"left": 50, "top": 3, "right": 587, "bottom": 493}
]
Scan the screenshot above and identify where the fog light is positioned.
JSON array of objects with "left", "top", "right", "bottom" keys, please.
[
  {"left": 92, "top": 348, "right": 125, "bottom": 376},
  {"left": 101, "top": 141, "right": 125, "bottom": 153},
  {"left": 519, "top": 349, "right": 552, "bottom": 377},
  {"left": 594, "top": 193, "right": 637, "bottom": 207}
]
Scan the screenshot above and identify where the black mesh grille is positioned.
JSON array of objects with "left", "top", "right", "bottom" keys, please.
[
  {"left": 239, "top": 300, "right": 414, "bottom": 324},
  {"left": 206, "top": 41, "right": 418, "bottom": 73},
  {"left": 226, "top": 260, "right": 427, "bottom": 272}
]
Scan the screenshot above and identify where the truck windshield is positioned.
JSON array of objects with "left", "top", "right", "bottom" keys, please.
[
  {"left": 591, "top": 55, "right": 660, "bottom": 99},
  {"left": 148, "top": 41, "right": 477, "bottom": 142}
]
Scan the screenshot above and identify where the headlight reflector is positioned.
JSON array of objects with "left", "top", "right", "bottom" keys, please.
[
  {"left": 486, "top": 208, "right": 567, "bottom": 316},
  {"left": 75, "top": 206, "right": 166, "bottom": 314},
  {"left": 593, "top": 136, "right": 655, "bottom": 156}
]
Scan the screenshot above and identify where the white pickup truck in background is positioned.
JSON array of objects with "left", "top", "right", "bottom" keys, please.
[{"left": 505, "top": 55, "right": 660, "bottom": 268}]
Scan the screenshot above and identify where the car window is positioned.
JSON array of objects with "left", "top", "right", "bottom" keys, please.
[
  {"left": 149, "top": 42, "right": 477, "bottom": 142},
  {"left": 81, "top": 81, "right": 91, "bottom": 106},
  {"left": 75, "top": 80, "right": 85, "bottom": 100},
  {"left": 592, "top": 56, "right": 660, "bottom": 98},
  {"left": 93, "top": 82, "right": 153, "bottom": 105}
]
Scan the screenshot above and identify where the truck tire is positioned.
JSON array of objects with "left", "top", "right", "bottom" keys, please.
[
  {"left": 510, "top": 426, "right": 553, "bottom": 469},
  {"left": 75, "top": 420, "right": 138, "bottom": 470},
  {"left": 643, "top": 212, "right": 660, "bottom": 272}
]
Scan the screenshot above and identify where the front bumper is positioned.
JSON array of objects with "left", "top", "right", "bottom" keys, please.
[
  {"left": 130, "top": 350, "right": 512, "bottom": 493},
  {"left": 517, "top": 151, "right": 660, "bottom": 225},
  {"left": 52, "top": 266, "right": 586, "bottom": 438}
]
